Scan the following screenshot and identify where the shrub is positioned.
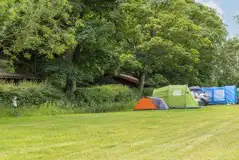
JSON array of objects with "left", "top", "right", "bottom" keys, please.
[
  {"left": 0, "top": 83, "right": 138, "bottom": 116},
  {"left": 142, "top": 88, "right": 154, "bottom": 97},
  {"left": 74, "top": 85, "right": 137, "bottom": 112},
  {"left": 0, "top": 81, "right": 64, "bottom": 107},
  {"left": 75, "top": 85, "right": 136, "bottom": 104},
  {"left": 46, "top": 73, "right": 66, "bottom": 90}
]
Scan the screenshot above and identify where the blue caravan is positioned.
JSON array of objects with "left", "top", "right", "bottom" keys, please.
[{"left": 201, "top": 85, "right": 238, "bottom": 105}]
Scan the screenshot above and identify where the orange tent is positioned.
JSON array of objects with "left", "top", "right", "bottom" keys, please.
[{"left": 134, "top": 97, "right": 169, "bottom": 110}]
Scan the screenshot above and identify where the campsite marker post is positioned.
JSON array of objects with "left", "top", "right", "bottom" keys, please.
[{"left": 12, "top": 96, "right": 18, "bottom": 116}]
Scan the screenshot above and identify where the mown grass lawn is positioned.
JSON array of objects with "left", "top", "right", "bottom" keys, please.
[{"left": 1, "top": 106, "right": 239, "bottom": 160}]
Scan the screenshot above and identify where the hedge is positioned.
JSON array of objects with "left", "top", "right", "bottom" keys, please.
[
  {"left": 0, "top": 83, "right": 141, "bottom": 115},
  {"left": 74, "top": 85, "right": 138, "bottom": 112},
  {"left": 0, "top": 81, "right": 63, "bottom": 107}
]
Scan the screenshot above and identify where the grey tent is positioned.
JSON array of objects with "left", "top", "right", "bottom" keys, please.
[{"left": 150, "top": 97, "right": 169, "bottom": 110}]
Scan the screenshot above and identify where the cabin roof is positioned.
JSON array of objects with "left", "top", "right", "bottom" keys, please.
[
  {"left": 118, "top": 74, "right": 139, "bottom": 84},
  {"left": 0, "top": 67, "right": 37, "bottom": 80}
]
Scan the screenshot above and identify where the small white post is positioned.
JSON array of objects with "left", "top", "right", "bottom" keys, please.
[
  {"left": 12, "top": 96, "right": 18, "bottom": 116},
  {"left": 12, "top": 96, "right": 18, "bottom": 108}
]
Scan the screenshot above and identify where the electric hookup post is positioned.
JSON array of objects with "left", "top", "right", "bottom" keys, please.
[{"left": 12, "top": 96, "right": 18, "bottom": 116}]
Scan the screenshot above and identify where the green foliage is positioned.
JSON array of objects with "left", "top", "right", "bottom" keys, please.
[
  {"left": 0, "top": 83, "right": 138, "bottom": 117},
  {"left": 119, "top": 53, "right": 142, "bottom": 76},
  {"left": 0, "top": 0, "right": 76, "bottom": 59},
  {"left": 73, "top": 101, "right": 136, "bottom": 113},
  {"left": 212, "top": 37, "right": 239, "bottom": 86},
  {"left": 75, "top": 85, "right": 137, "bottom": 104},
  {"left": 0, "top": 100, "right": 136, "bottom": 117},
  {"left": 0, "top": 0, "right": 229, "bottom": 106},
  {"left": 44, "top": 58, "right": 94, "bottom": 89},
  {"left": 117, "top": 0, "right": 226, "bottom": 85},
  {"left": 0, "top": 82, "right": 63, "bottom": 106},
  {"left": 46, "top": 73, "right": 67, "bottom": 90},
  {"left": 0, "top": 59, "right": 15, "bottom": 73},
  {"left": 70, "top": 4, "right": 121, "bottom": 81},
  {"left": 146, "top": 74, "right": 169, "bottom": 87},
  {"left": 142, "top": 88, "right": 154, "bottom": 97},
  {"left": 0, "top": 104, "right": 13, "bottom": 117},
  {"left": 74, "top": 85, "right": 137, "bottom": 112}
]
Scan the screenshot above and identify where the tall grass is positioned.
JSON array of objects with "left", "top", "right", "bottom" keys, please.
[
  {"left": 0, "top": 101, "right": 136, "bottom": 118},
  {"left": 73, "top": 101, "right": 137, "bottom": 114},
  {"left": 0, "top": 102, "right": 75, "bottom": 118}
]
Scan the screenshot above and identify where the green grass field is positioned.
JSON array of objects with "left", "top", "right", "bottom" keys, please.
[{"left": 1, "top": 106, "right": 239, "bottom": 160}]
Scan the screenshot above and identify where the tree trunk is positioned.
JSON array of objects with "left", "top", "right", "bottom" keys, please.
[
  {"left": 66, "top": 73, "right": 76, "bottom": 99},
  {"left": 65, "top": 45, "right": 82, "bottom": 99},
  {"left": 139, "top": 71, "right": 146, "bottom": 98},
  {"left": 65, "top": 50, "right": 76, "bottom": 99}
]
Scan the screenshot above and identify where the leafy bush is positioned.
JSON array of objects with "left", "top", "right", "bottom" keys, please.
[
  {"left": 0, "top": 81, "right": 64, "bottom": 107},
  {"left": 75, "top": 85, "right": 136, "bottom": 104},
  {"left": 0, "top": 59, "right": 15, "bottom": 73},
  {"left": 0, "top": 83, "right": 138, "bottom": 117},
  {"left": 142, "top": 88, "right": 154, "bottom": 97},
  {"left": 146, "top": 74, "right": 169, "bottom": 87},
  {"left": 46, "top": 73, "right": 66, "bottom": 90},
  {"left": 74, "top": 85, "right": 137, "bottom": 112}
]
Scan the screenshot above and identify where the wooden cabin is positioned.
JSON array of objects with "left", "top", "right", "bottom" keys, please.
[{"left": 0, "top": 66, "right": 38, "bottom": 82}]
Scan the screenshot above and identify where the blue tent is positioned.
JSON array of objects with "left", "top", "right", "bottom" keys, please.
[{"left": 201, "top": 85, "right": 238, "bottom": 105}]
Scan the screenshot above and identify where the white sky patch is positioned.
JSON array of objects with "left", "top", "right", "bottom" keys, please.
[{"left": 195, "top": 0, "right": 224, "bottom": 18}]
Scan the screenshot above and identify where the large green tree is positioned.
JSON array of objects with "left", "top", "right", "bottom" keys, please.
[
  {"left": 0, "top": 0, "right": 120, "bottom": 97},
  {"left": 118, "top": 0, "right": 226, "bottom": 95},
  {"left": 213, "top": 37, "right": 239, "bottom": 86},
  {"left": 53, "top": 0, "right": 122, "bottom": 97}
]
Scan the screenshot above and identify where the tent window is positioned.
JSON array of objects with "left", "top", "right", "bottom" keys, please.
[
  {"left": 173, "top": 90, "right": 182, "bottom": 96},
  {"left": 214, "top": 90, "right": 225, "bottom": 100}
]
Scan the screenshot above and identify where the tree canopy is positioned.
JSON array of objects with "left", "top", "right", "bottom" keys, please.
[
  {"left": 0, "top": 0, "right": 76, "bottom": 59},
  {"left": 0, "top": 0, "right": 230, "bottom": 96},
  {"left": 117, "top": 0, "right": 226, "bottom": 92}
]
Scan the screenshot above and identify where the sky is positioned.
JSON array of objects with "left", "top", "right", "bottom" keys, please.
[{"left": 195, "top": 0, "right": 239, "bottom": 37}]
